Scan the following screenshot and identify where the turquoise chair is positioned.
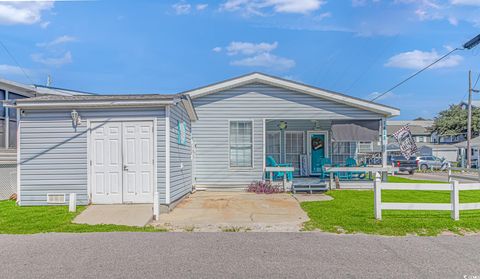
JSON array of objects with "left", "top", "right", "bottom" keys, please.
[
  {"left": 318, "top": 164, "right": 330, "bottom": 179},
  {"left": 345, "top": 157, "right": 366, "bottom": 179},
  {"left": 318, "top": 158, "right": 332, "bottom": 179},
  {"left": 266, "top": 156, "right": 293, "bottom": 181}
]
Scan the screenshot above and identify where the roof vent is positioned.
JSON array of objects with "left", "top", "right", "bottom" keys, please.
[{"left": 47, "top": 193, "right": 66, "bottom": 204}]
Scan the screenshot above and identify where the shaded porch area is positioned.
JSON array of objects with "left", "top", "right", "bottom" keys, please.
[{"left": 264, "top": 119, "right": 390, "bottom": 191}]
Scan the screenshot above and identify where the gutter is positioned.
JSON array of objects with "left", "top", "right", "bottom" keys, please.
[{"left": 8, "top": 99, "right": 176, "bottom": 109}]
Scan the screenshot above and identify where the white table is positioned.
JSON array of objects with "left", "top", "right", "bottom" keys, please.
[{"left": 265, "top": 166, "right": 294, "bottom": 191}]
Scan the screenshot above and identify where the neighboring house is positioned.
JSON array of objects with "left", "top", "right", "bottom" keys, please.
[
  {"left": 387, "top": 120, "right": 434, "bottom": 144},
  {"left": 460, "top": 100, "right": 480, "bottom": 110},
  {"left": 386, "top": 120, "right": 459, "bottom": 162},
  {"left": 10, "top": 73, "right": 399, "bottom": 218},
  {"left": 431, "top": 132, "right": 467, "bottom": 144},
  {"left": 0, "top": 79, "right": 90, "bottom": 200},
  {"left": 455, "top": 136, "right": 480, "bottom": 167},
  {"left": 417, "top": 144, "right": 459, "bottom": 163}
]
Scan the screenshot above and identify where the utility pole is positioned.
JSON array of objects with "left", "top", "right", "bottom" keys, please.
[{"left": 467, "top": 70, "right": 480, "bottom": 168}]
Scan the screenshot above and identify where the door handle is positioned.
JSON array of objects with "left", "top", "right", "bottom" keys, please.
[{"left": 123, "top": 165, "right": 128, "bottom": 171}]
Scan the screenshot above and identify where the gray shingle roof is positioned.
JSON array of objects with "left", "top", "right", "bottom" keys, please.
[
  {"left": 387, "top": 125, "right": 431, "bottom": 136},
  {"left": 16, "top": 93, "right": 182, "bottom": 103}
]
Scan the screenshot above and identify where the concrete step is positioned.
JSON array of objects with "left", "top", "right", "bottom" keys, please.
[{"left": 292, "top": 183, "right": 328, "bottom": 194}]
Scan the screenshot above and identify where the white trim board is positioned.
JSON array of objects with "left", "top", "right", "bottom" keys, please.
[
  {"left": 165, "top": 106, "right": 171, "bottom": 204},
  {"left": 16, "top": 108, "right": 21, "bottom": 205},
  {"left": 184, "top": 73, "right": 400, "bottom": 117}
]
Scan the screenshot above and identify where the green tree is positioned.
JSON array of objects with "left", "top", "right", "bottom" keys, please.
[{"left": 433, "top": 104, "right": 480, "bottom": 136}]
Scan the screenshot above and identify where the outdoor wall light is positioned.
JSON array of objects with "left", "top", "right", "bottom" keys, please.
[
  {"left": 71, "top": 110, "right": 81, "bottom": 126},
  {"left": 278, "top": 121, "right": 287, "bottom": 130}
]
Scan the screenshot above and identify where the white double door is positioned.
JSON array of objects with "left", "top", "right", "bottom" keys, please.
[{"left": 91, "top": 121, "right": 154, "bottom": 204}]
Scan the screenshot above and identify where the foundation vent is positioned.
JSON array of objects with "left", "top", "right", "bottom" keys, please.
[{"left": 47, "top": 193, "right": 66, "bottom": 204}]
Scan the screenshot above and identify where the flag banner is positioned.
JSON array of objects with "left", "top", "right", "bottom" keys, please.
[{"left": 392, "top": 125, "right": 417, "bottom": 159}]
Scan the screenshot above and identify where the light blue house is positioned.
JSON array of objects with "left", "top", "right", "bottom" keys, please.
[{"left": 11, "top": 73, "right": 399, "bottom": 218}]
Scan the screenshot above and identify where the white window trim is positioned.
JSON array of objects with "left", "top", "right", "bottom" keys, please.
[{"left": 228, "top": 119, "right": 255, "bottom": 169}]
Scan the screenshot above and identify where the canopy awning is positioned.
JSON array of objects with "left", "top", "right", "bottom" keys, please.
[{"left": 331, "top": 120, "right": 380, "bottom": 142}]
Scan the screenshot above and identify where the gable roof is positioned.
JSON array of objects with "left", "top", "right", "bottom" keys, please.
[
  {"left": 0, "top": 78, "right": 95, "bottom": 97},
  {"left": 34, "top": 84, "right": 95, "bottom": 96},
  {"left": 0, "top": 78, "right": 37, "bottom": 97},
  {"left": 183, "top": 72, "right": 400, "bottom": 117}
]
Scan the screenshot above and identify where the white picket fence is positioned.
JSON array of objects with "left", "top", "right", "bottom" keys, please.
[
  {"left": 447, "top": 167, "right": 480, "bottom": 182},
  {"left": 374, "top": 176, "right": 480, "bottom": 221}
]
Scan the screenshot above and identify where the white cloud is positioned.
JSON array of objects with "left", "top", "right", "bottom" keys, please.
[
  {"left": 451, "top": 0, "right": 480, "bottom": 6},
  {"left": 217, "top": 41, "right": 294, "bottom": 71},
  {"left": 231, "top": 52, "right": 295, "bottom": 70},
  {"left": 40, "top": 21, "right": 50, "bottom": 29},
  {"left": 221, "top": 0, "right": 325, "bottom": 15},
  {"left": 196, "top": 3, "right": 208, "bottom": 10},
  {"left": 448, "top": 16, "right": 459, "bottom": 25},
  {"left": 0, "top": 64, "right": 31, "bottom": 76},
  {"left": 36, "top": 35, "right": 77, "bottom": 48},
  {"left": 31, "top": 51, "right": 72, "bottom": 67},
  {"left": 172, "top": 1, "right": 191, "bottom": 15},
  {"left": 226, "top": 41, "right": 278, "bottom": 55},
  {"left": 0, "top": 1, "right": 54, "bottom": 25},
  {"left": 385, "top": 49, "right": 463, "bottom": 70}
]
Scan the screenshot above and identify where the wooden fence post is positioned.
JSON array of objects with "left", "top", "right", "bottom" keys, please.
[
  {"left": 374, "top": 172, "right": 382, "bottom": 220},
  {"left": 451, "top": 180, "right": 459, "bottom": 221},
  {"left": 447, "top": 167, "right": 452, "bottom": 182}
]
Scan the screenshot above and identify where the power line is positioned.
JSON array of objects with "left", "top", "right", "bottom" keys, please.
[
  {"left": 474, "top": 72, "right": 480, "bottom": 89},
  {"left": 371, "top": 48, "right": 462, "bottom": 101},
  {"left": 0, "top": 40, "right": 35, "bottom": 85}
]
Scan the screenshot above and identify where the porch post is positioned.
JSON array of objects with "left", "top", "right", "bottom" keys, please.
[
  {"left": 381, "top": 118, "right": 388, "bottom": 182},
  {"left": 262, "top": 118, "right": 266, "bottom": 180}
]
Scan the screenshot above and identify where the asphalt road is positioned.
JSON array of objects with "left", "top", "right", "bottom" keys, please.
[{"left": 1, "top": 233, "right": 479, "bottom": 279}]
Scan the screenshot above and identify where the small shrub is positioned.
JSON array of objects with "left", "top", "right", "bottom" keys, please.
[{"left": 247, "top": 181, "right": 282, "bottom": 194}]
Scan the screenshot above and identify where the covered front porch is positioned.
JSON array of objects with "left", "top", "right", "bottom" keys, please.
[{"left": 263, "top": 119, "right": 390, "bottom": 190}]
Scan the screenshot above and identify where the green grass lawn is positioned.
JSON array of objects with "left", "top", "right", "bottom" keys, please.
[
  {"left": 301, "top": 176, "right": 480, "bottom": 236},
  {"left": 0, "top": 200, "right": 164, "bottom": 234},
  {"left": 387, "top": 175, "right": 448, "bottom": 184}
]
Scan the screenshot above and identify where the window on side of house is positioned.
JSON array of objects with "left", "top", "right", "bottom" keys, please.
[{"left": 229, "top": 120, "right": 253, "bottom": 168}]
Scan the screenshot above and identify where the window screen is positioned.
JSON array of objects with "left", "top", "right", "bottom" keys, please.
[{"left": 229, "top": 121, "right": 253, "bottom": 167}]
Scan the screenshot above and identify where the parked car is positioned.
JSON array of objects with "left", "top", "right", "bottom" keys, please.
[
  {"left": 390, "top": 156, "right": 418, "bottom": 175},
  {"left": 416, "top": 156, "right": 449, "bottom": 171}
]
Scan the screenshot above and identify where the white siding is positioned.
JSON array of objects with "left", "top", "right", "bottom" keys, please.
[
  {"left": 169, "top": 102, "right": 192, "bottom": 203},
  {"left": 19, "top": 108, "right": 167, "bottom": 206},
  {"left": 191, "top": 83, "right": 383, "bottom": 189}
]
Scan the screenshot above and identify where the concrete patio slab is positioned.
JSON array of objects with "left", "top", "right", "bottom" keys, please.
[
  {"left": 153, "top": 191, "right": 309, "bottom": 232},
  {"left": 73, "top": 204, "right": 153, "bottom": 227}
]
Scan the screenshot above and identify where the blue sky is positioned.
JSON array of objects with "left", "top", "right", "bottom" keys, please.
[{"left": 0, "top": 0, "right": 480, "bottom": 119}]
